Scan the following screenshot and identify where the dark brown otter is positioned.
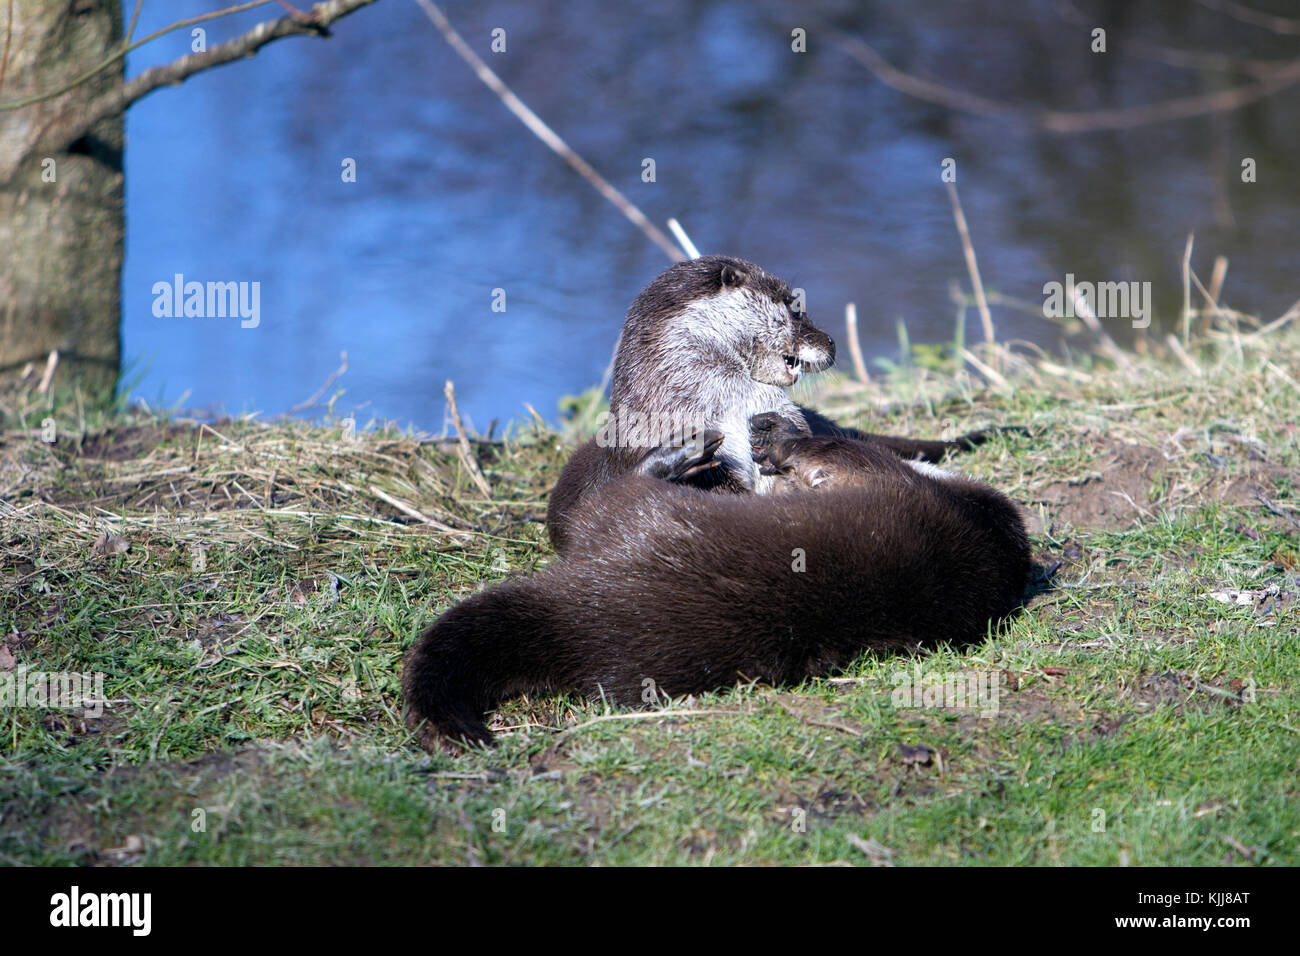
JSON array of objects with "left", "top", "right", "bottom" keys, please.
[
  {"left": 546, "top": 255, "right": 995, "bottom": 555},
  {"left": 403, "top": 425, "right": 1031, "bottom": 750}
]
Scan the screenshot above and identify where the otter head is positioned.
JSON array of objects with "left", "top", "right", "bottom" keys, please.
[
  {"left": 610, "top": 256, "right": 836, "bottom": 492},
  {"left": 613, "top": 256, "right": 836, "bottom": 403},
  {"left": 706, "top": 258, "right": 836, "bottom": 387}
]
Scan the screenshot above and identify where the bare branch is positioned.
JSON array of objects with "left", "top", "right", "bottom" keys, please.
[
  {"left": 443, "top": 380, "right": 493, "bottom": 500},
  {"left": 1054, "top": 0, "right": 1294, "bottom": 76},
  {"left": 125, "top": 0, "right": 146, "bottom": 44},
  {"left": 1120, "top": 39, "right": 1296, "bottom": 78},
  {"left": 1193, "top": 0, "right": 1300, "bottom": 36},
  {"left": 412, "top": 0, "right": 686, "bottom": 262},
  {"left": 34, "top": 0, "right": 378, "bottom": 155},
  {"left": 2, "top": 1, "right": 276, "bottom": 113},
  {"left": 824, "top": 25, "right": 1300, "bottom": 134}
]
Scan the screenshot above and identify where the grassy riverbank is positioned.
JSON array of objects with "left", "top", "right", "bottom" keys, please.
[{"left": 2, "top": 323, "right": 1298, "bottom": 865}]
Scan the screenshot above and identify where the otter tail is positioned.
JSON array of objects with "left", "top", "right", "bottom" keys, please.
[{"left": 402, "top": 581, "right": 560, "bottom": 749}]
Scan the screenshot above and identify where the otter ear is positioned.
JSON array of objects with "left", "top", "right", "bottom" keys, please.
[{"left": 720, "top": 263, "right": 749, "bottom": 289}]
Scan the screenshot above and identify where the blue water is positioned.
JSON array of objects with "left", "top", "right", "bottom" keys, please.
[{"left": 122, "top": 0, "right": 1300, "bottom": 432}]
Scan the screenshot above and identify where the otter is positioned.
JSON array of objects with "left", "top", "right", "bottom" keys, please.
[
  {"left": 403, "top": 420, "right": 1031, "bottom": 749},
  {"left": 546, "top": 255, "right": 995, "bottom": 554}
]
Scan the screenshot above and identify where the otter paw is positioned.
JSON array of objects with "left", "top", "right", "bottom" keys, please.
[
  {"left": 750, "top": 412, "right": 809, "bottom": 466},
  {"left": 634, "top": 430, "right": 724, "bottom": 482}
]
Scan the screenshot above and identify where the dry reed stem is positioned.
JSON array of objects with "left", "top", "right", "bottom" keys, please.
[
  {"left": 1070, "top": 288, "right": 1133, "bottom": 373},
  {"left": 443, "top": 380, "right": 493, "bottom": 499},
  {"left": 1165, "top": 334, "right": 1203, "bottom": 376},
  {"left": 37, "top": 351, "right": 59, "bottom": 393},
  {"left": 843, "top": 303, "right": 871, "bottom": 384},
  {"left": 945, "top": 181, "right": 996, "bottom": 355}
]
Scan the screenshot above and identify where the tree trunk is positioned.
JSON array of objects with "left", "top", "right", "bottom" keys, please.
[{"left": 0, "top": 0, "right": 123, "bottom": 399}]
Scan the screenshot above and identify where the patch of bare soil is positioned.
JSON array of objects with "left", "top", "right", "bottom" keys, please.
[
  {"left": 1031, "top": 437, "right": 1300, "bottom": 532},
  {"left": 767, "top": 781, "right": 876, "bottom": 826},
  {"left": 1209, "top": 464, "right": 1300, "bottom": 534},
  {"left": 946, "top": 673, "right": 1093, "bottom": 740},
  {"left": 38, "top": 706, "right": 133, "bottom": 748},
  {"left": 1126, "top": 670, "right": 1250, "bottom": 714},
  {"left": 1033, "top": 442, "right": 1166, "bottom": 530}
]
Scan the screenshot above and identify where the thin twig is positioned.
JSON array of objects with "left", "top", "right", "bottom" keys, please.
[
  {"left": 1216, "top": 832, "right": 1261, "bottom": 861},
  {"left": 1036, "top": 359, "right": 1093, "bottom": 383},
  {"left": 36, "top": 351, "right": 59, "bottom": 393},
  {"left": 443, "top": 380, "right": 492, "bottom": 499},
  {"left": 1181, "top": 234, "right": 1195, "bottom": 345},
  {"left": 1165, "top": 334, "right": 1202, "bottom": 377},
  {"left": 768, "top": 692, "right": 863, "bottom": 736},
  {"left": 124, "top": 0, "right": 146, "bottom": 44},
  {"left": 1208, "top": 256, "right": 1229, "bottom": 312},
  {"left": 288, "top": 351, "right": 349, "bottom": 414},
  {"left": 412, "top": 0, "right": 686, "bottom": 263},
  {"left": 825, "top": 24, "right": 1300, "bottom": 133},
  {"left": 960, "top": 347, "right": 1010, "bottom": 390},
  {"left": 846, "top": 834, "right": 896, "bottom": 866},
  {"left": 1244, "top": 298, "right": 1300, "bottom": 342},
  {"left": 2, "top": 1, "right": 274, "bottom": 113},
  {"left": 667, "top": 218, "right": 701, "bottom": 259},
  {"left": 1189, "top": 265, "right": 1239, "bottom": 352},
  {"left": 1070, "top": 288, "right": 1133, "bottom": 372},
  {"left": 1253, "top": 491, "right": 1300, "bottom": 531},
  {"left": 369, "top": 485, "right": 467, "bottom": 538},
  {"left": 945, "top": 181, "right": 996, "bottom": 354},
  {"left": 27, "top": 0, "right": 375, "bottom": 155},
  {"left": 556, "top": 707, "right": 739, "bottom": 741}
]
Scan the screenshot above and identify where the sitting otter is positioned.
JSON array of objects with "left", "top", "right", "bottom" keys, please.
[{"left": 546, "top": 255, "right": 998, "bottom": 554}]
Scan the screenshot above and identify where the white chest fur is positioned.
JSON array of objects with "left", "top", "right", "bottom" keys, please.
[{"left": 710, "top": 387, "right": 796, "bottom": 494}]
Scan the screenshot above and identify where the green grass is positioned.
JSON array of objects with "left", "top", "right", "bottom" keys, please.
[{"left": 1, "top": 328, "right": 1298, "bottom": 865}]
